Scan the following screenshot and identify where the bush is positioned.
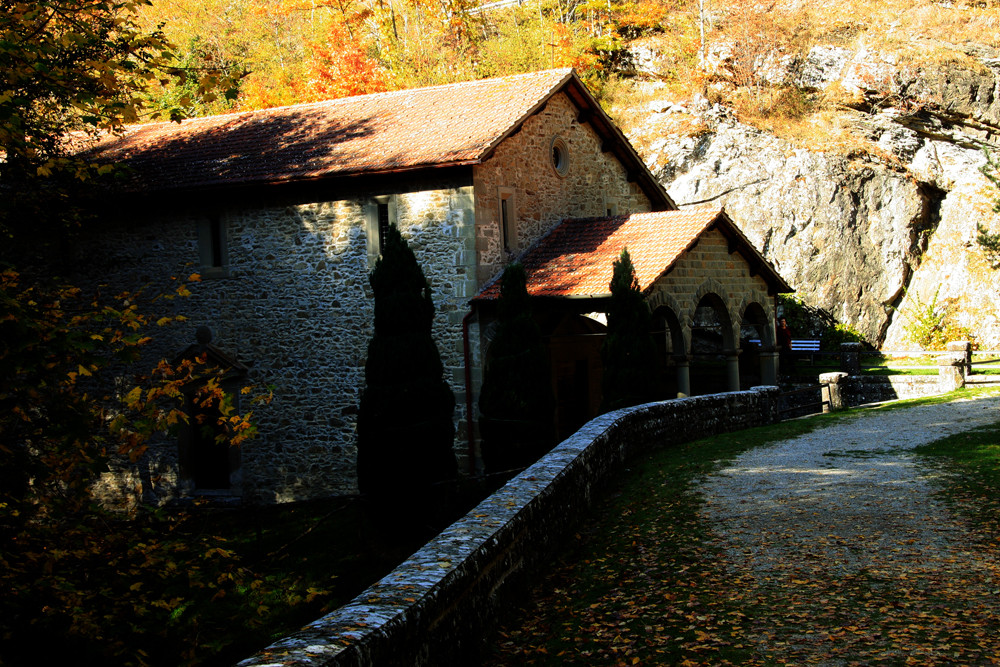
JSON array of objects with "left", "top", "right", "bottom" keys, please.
[
  {"left": 899, "top": 288, "right": 975, "bottom": 351},
  {"left": 821, "top": 322, "right": 868, "bottom": 351},
  {"left": 601, "top": 249, "right": 657, "bottom": 412}
]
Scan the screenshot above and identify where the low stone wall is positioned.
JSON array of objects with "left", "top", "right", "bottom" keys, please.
[
  {"left": 237, "top": 387, "right": 780, "bottom": 667},
  {"left": 840, "top": 375, "right": 943, "bottom": 406}
]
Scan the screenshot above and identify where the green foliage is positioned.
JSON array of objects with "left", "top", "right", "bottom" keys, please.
[
  {"left": 820, "top": 322, "right": 867, "bottom": 352},
  {"left": 777, "top": 294, "right": 832, "bottom": 339},
  {"left": 0, "top": 270, "right": 271, "bottom": 665},
  {"left": 601, "top": 248, "right": 656, "bottom": 412},
  {"left": 0, "top": 0, "right": 238, "bottom": 256},
  {"left": 899, "top": 287, "right": 974, "bottom": 351},
  {"left": 357, "top": 225, "right": 457, "bottom": 503},
  {"left": 478, "top": 263, "right": 556, "bottom": 473}
]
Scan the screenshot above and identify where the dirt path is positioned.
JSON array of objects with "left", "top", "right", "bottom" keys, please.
[{"left": 700, "top": 395, "right": 1000, "bottom": 664}]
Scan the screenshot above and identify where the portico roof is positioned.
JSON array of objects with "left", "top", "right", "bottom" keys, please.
[{"left": 475, "top": 207, "right": 793, "bottom": 300}]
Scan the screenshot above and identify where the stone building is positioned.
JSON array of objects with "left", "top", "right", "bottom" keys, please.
[{"left": 79, "top": 68, "right": 789, "bottom": 505}]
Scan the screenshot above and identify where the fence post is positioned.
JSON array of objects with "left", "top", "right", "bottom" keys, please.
[
  {"left": 937, "top": 351, "right": 966, "bottom": 392},
  {"left": 840, "top": 342, "right": 861, "bottom": 376},
  {"left": 820, "top": 372, "right": 848, "bottom": 411},
  {"left": 946, "top": 340, "right": 972, "bottom": 376}
]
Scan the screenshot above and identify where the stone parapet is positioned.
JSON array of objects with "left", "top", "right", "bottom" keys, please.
[
  {"left": 838, "top": 375, "right": 942, "bottom": 406},
  {"left": 237, "top": 387, "right": 780, "bottom": 667}
]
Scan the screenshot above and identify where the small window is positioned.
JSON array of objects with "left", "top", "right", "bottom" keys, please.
[
  {"left": 198, "top": 214, "right": 229, "bottom": 278},
  {"left": 604, "top": 198, "right": 620, "bottom": 217},
  {"left": 366, "top": 196, "right": 397, "bottom": 266},
  {"left": 498, "top": 188, "right": 516, "bottom": 253},
  {"left": 551, "top": 136, "right": 569, "bottom": 177}
]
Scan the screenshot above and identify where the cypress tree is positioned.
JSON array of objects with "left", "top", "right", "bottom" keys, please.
[
  {"left": 478, "top": 263, "right": 555, "bottom": 473},
  {"left": 357, "top": 225, "right": 457, "bottom": 503},
  {"left": 601, "top": 248, "right": 657, "bottom": 412}
]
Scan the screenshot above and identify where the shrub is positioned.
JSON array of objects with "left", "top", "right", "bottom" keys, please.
[
  {"left": 899, "top": 288, "right": 975, "bottom": 351},
  {"left": 601, "top": 249, "right": 657, "bottom": 412},
  {"left": 821, "top": 322, "right": 868, "bottom": 351}
]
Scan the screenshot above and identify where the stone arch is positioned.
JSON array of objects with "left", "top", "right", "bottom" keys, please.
[
  {"left": 647, "top": 289, "right": 689, "bottom": 353},
  {"left": 691, "top": 279, "right": 738, "bottom": 348},
  {"left": 650, "top": 304, "right": 687, "bottom": 398},
  {"left": 738, "top": 298, "right": 774, "bottom": 348},
  {"left": 688, "top": 291, "right": 737, "bottom": 395},
  {"left": 738, "top": 299, "right": 777, "bottom": 388}
]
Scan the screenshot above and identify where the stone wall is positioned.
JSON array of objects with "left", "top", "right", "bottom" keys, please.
[
  {"left": 839, "top": 375, "right": 942, "bottom": 406},
  {"left": 646, "top": 227, "right": 775, "bottom": 350},
  {"left": 474, "top": 92, "right": 654, "bottom": 285},
  {"left": 237, "top": 387, "right": 780, "bottom": 667},
  {"left": 80, "top": 183, "right": 478, "bottom": 504}
]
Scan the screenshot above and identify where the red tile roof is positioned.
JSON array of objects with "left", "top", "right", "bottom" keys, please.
[
  {"left": 477, "top": 207, "right": 792, "bottom": 299},
  {"left": 82, "top": 69, "right": 577, "bottom": 192}
]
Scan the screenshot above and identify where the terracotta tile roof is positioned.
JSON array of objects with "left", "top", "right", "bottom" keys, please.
[
  {"left": 82, "top": 69, "right": 576, "bottom": 192},
  {"left": 477, "top": 207, "right": 791, "bottom": 299}
]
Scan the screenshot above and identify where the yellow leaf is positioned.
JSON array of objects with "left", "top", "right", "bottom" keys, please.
[
  {"left": 78, "top": 364, "right": 92, "bottom": 377},
  {"left": 125, "top": 386, "right": 142, "bottom": 406}
]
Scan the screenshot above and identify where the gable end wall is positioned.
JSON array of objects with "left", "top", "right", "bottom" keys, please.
[{"left": 473, "top": 92, "right": 653, "bottom": 285}]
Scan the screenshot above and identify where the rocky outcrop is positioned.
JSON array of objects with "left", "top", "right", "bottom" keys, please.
[{"left": 636, "top": 39, "right": 1000, "bottom": 348}]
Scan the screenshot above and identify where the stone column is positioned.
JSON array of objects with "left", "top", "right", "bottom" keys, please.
[
  {"left": 759, "top": 347, "right": 779, "bottom": 386},
  {"left": 725, "top": 348, "right": 741, "bottom": 392},
  {"left": 938, "top": 353, "right": 967, "bottom": 392},
  {"left": 820, "top": 371, "right": 849, "bottom": 412},
  {"left": 674, "top": 354, "right": 691, "bottom": 397},
  {"left": 946, "top": 340, "right": 972, "bottom": 376},
  {"left": 840, "top": 342, "right": 861, "bottom": 376}
]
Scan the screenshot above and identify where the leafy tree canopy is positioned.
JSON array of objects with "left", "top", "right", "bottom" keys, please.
[{"left": 0, "top": 0, "right": 238, "bottom": 243}]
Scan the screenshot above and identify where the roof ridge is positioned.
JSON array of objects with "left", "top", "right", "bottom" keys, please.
[{"left": 125, "top": 68, "right": 577, "bottom": 131}]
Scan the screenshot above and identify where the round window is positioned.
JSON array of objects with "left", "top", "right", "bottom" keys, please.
[{"left": 551, "top": 136, "right": 569, "bottom": 177}]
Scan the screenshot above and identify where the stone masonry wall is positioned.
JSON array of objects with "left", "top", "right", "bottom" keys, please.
[
  {"left": 647, "top": 227, "right": 775, "bottom": 350},
  {"left": 474, "top": 92, "right": 654, "bottom": 285},
  {"left": 237, "top": 387, "right": 781, "bottom": 667},
  {"left": 80, "top": 184, "right": 477, "bottom": 505},
  {"left": 840, "top": 375, "right": 943, "bottom": 406}
]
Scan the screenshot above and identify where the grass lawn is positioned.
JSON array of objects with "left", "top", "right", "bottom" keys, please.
[
  {"left": 483, "top": 387, "right": 1000, "bottom": 665},
  {"left": 912, "top": 418, "right": 1000, "bottom": 544}
]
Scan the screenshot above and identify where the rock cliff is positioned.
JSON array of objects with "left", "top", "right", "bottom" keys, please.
[{"left": 633, "top": 39, "right": 1000, "bottom": 349}]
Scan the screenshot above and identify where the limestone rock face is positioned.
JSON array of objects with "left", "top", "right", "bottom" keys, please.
[{"left": 637, "top": 40, "right": 1000, "bottom": 348}]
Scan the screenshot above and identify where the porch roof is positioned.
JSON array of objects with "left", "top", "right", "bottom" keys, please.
[{"left": 475, "top": 207, "right": 792, "bottom": 300}]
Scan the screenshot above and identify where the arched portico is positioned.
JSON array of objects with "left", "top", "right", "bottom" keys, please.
[
  {"left": 690, "top": 291, "right": 741, "bottom": 394},
  {"left": 651, "top": 305, "right": 689, "bottom": 396},
  {"left": 739, "top": 300, "right": 778, "bottom": 386}
]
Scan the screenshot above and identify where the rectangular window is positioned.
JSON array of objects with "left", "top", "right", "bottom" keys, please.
[
  {"left": 498, "top": 188, "right": 516, "bottom": 253},
  {"left": 378, "top": 201, "right": 391, "bottom": 251},
  {"left": 366, "top": 196, "right": 397, "bottom": 266},
  {"left": 198, "top": 214, "right": 229, "bottom": 278}
]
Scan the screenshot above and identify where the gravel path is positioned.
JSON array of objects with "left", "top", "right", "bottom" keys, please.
[{"left": 699, "top": 394, "right": 1000, "bottom": 664}]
